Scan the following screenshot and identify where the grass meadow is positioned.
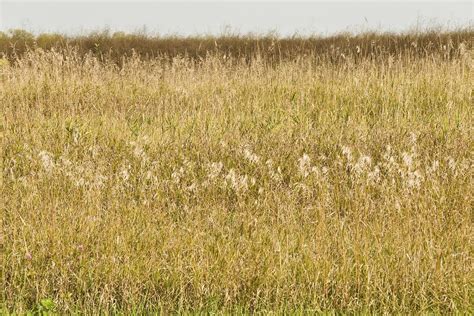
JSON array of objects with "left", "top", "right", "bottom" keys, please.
[{"left": 1, "top": 30, "right": 473, "bottom": 313}]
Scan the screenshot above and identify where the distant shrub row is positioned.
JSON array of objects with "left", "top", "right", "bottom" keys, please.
[{"left": 0, "top": 28, "right": 472, "bottom": 64}]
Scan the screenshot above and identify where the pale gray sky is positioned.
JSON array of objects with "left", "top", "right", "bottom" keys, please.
[{"left": 0, "top": 1, "right": 472, "bottom": 36}]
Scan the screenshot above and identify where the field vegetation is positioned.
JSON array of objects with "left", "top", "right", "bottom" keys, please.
[
  {"left": 0, "top": 28, "right": 472, "bottom": 63},
  {"left": 1, "top": 29, "right": 473, "bottom": 313}
]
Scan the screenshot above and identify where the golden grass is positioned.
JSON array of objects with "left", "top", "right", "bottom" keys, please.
[{"left": 1, "top": 44, "right": 473, "bottom": 313}]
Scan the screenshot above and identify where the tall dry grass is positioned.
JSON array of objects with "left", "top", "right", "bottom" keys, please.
[{"left": 1, "top": 38, "right": 473, "bottom": 313}]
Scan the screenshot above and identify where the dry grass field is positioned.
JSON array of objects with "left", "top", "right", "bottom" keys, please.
[{"left": 1, "top": 30, "right": 473, "bottom": 313}]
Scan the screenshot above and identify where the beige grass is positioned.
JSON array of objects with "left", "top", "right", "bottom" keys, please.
[{"left": 1, "top": 48, "right": 473, "bottom": 313}]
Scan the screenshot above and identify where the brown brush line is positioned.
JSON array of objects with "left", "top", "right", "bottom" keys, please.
[{"left": 1, "top": 28, "right": 472, "bottom": 64}]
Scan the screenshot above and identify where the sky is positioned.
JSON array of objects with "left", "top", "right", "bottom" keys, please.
[{"left": 0, "top": 1, "right": 472, "bottom": 36}]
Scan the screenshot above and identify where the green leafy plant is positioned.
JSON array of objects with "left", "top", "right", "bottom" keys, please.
[{"left": 27, "top": 299, "right": 57, "bottom": 316}]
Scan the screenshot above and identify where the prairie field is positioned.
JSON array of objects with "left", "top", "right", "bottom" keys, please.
[{"left": 1, "top": 31, "right": 473, "bottom": 313}]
